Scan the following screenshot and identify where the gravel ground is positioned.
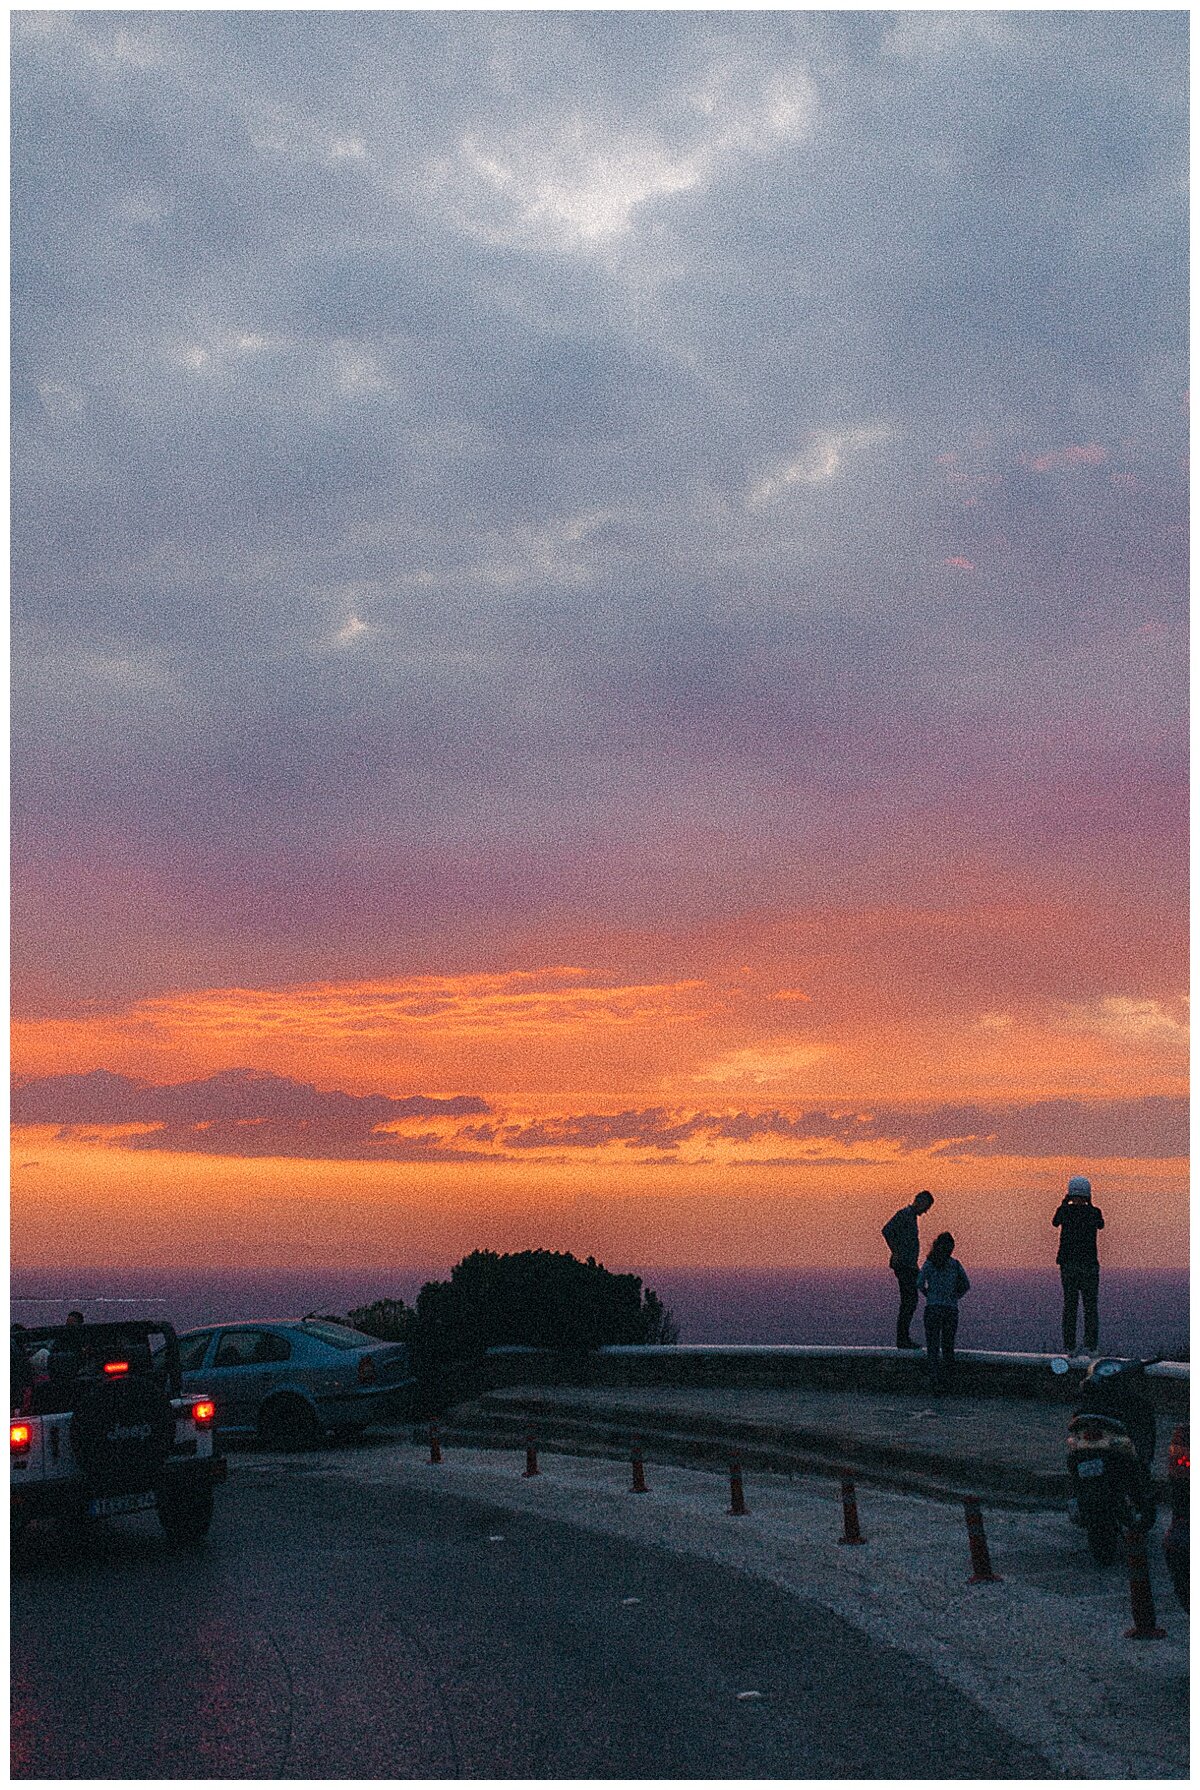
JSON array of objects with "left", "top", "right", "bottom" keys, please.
[{"left": 258, "top": 1441, "right": 1190, "bottom": 1779}]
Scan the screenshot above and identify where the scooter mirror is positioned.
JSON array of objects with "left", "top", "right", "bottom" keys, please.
[{"left": 1050, "top": 1356, "right": 1071, "bottom": 1375}]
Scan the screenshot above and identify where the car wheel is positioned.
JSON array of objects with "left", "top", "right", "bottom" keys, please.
[
  {"left": 258, "top": 1393, "right": 323, "bottom": 1451},
  {"left": 158, "top": 1484, "right": 214, "bottom": 1546}
]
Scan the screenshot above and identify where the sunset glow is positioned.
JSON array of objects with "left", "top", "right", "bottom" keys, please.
[{"left": 12, "top": 13, "right": 1187, "bottom": 1279}]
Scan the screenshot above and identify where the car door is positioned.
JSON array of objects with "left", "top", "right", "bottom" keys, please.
[{"left": 203, "top": 1329, "right": 276, "bottom": 1432}]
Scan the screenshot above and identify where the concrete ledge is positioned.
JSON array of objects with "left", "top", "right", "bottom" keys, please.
[
  {"left": 590, "top": 1344, "right": 1189, "bottom": 1414},
  {"left": 600, "top": 1344, "right": 1190, "bottom": 1374}
]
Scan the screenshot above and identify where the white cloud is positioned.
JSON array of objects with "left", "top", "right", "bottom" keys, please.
[
  {"left": 37, "top": 382, "right": 85, "bottom": 420},
  {"left": 694, "top": 1044, "right": 826, "bottom": 1088},
  {"left": 976, "top": 1012, "right": 1013, "bottom": 1032},
  {"left": 439, "top": 61, "right": 816, "bottom": 253},
  {"left": 327, "top": 135, "right": 367, "bottom": 162},
  {"left": 748, "top": 425, "right": 893, "bottom": 507},
  {"left": 332, "top": 616, "right": 369, "bottom": 648},
  {"left": 79, "top": 653, "right": 169, "bottom": 692},
  {"left": 166, "top": 329, "right": 283, "bottom": 375},
  {"left": 1060, "top": 996, "right": 1188, "bottom": 1050},
  {"left": 334, "top": 344, "right": 390, "bottom": 396},
  {"left": 455, "top": 127, "right": 706, "bottom": 248},
  {"left": 476, "top": 510, "right": 613, "bottom": 591}
]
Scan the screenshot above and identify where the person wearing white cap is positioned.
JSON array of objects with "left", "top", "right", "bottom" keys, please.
[{"left": 1052, "top": 1174, "right": 1104, "bottom": 1355}]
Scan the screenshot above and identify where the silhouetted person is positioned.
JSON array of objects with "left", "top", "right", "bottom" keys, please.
[
  {"left": 917, "top": 1231, "right": 970, "bottom": 1393},
  {"left": 48, "top": 1309, "right": 87, "bottom": 1385},
  {"left": 882, "top": 1190, "right": 934, "bottom": 1349},
  {"left": 11, "top": 1325, "right": 33, "bottom": 1415},
  {"left": 1053, "top": 1174, "right": 1104, "bottom": 1355}
]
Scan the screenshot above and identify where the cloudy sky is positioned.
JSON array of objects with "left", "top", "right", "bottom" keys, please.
[{"left": 11, "top": 10, "right": 1187, "bottom": 1273}]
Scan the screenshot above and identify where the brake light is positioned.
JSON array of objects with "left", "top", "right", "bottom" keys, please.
[
  {"left": 103, "top": 1360, "right": 130, "bottom": 1377},
  {"left": 357, "top": 1355, "right": 377, "bottom": 1385},
  {"left": 1168, "top": 1427, "right": 1189, "bottom": 1476},
  {"left": 192, "top": 1400, "right": 215, "bottom": 1426},
  {"left": 10, "top": 1423, "right": 31, "bottom": 1453}
]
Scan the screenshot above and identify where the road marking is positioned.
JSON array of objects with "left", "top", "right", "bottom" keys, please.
[
  {"left": 736, "top": 1690, "right": 764, "bottom": 1700},
  {"left": 621, "top": 1596, "right": 641, "bottom": 1605}
]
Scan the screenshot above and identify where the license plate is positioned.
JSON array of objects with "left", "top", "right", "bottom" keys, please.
[
  {"left": 87, "top": 1490, "right": 158, "bottom": 1518},
  {"left": 1076, "top": 1458, "right": 1106, "bottom": 1479}
]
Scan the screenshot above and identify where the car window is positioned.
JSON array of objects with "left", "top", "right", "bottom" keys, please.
[
  {"left": 253, "top": 1331, "right": 291, "bottom": 1363},
  {"left": 213, "top": 1329, "right": 265, "bottom": 1368},
  {"left": 177, "top": 1330, "right": 214, "bottom": 1372},
  {"left": 298, "top": 1320, "right": 372, "bottom": 1349}
]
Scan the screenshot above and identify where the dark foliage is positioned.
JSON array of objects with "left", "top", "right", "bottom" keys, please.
[
  {"left": 346, "top": 1296, "right": 417, "bottom": 1345},
  {"left": 350, "top": 1250, "right": 678, "bottom": 1364}
]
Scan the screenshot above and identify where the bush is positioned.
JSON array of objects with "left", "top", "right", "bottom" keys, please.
[
  {"left": 347, "top": 1296, "right": 417, "bottom": 1344},
  {"left": 351, "top": 1250, "right": 678, "bottom": 1366}
]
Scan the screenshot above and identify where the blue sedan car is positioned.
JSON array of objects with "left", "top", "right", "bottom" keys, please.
[{"left": 176, "top": 1318, "right": 416, "bottom": 1447}]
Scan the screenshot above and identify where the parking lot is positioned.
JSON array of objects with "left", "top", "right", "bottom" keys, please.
[
  {"left": 12, "top": 1434, "right": 1187, "bottom": 1779},
  {"left": 10, "top": 1444, "right": 1082, "bottom": 1780}
]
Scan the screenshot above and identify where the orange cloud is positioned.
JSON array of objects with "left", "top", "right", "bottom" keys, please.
[
  {"left": 14, "top": 903, "right": 1186, "bottom": 1114},
  {"left": 11, "top": 968, "right": 717, "bottom": 1102},
  {"left": 9, "top": 1123, "right": 1186, "bottom": 1273},
  {"left": 12, "top": 899, "right": 1187, "bottom": 1276}
]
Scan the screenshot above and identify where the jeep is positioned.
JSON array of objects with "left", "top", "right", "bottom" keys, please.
[{"left": 11, "top": 1320, "right": 226, "bottom": 1545}]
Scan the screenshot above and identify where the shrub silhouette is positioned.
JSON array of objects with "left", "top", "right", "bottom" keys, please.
[
  {"left": 351, "top": 1249, "right": 677, "bottom": 1363},
  {"left": 346, "top": 1296, "right": 415, "bottom": 1345}
]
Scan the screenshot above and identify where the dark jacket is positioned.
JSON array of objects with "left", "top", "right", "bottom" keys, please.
[
  {"left": 882, "top": 1204, "right": 922, "bottom": 1269},
  {"left": 1053, "top": 1199, "right": 1104, "bottom": 1265}
]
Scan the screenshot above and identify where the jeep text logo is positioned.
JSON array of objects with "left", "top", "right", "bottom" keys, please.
[{"left": 106, "top": 1422, "right": 153, "bottom": 1443}]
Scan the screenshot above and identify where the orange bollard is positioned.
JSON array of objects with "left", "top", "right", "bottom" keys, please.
[
  {"left": 429, "top": 1421, "right": 442, "bottom": 1465},
  {"left": 838, "top": 1474, "right": 865, "bottom": 1545},
  {"left": 729, "top": 1456, "right": 748, "bottom": 1515},
  {"left": 1124, "top": 1531, "right": 1166, "bottom": 1638},
  {"left": 630, "top": 1441, "right": 649, "bottom": 1493},
  {"left": 963, "top": 1496, "right": 1002, "bottom": 1582},
  {"left": 523, "top": 1433, "right": 540, "bottom": 1478}
]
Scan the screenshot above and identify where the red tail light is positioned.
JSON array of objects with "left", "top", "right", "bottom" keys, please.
[
  {"left": 103, "top": 1360, "right": 130, "bottom": 1377},
  {"left": 1168, "top": 1427, "right": 1189, "bottom": 1477},
  {"left": 357, "top": 1354, "right": 377, "bottom": 1385},
  {"left": 10, "top": 1423, "right": 32, "bottom": 1453},
  {"left": 192, "top": 1400, "right": 216, "bottom": 1426}
]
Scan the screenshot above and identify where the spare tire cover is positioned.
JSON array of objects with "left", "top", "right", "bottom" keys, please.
[{"left": 69, "top": 1378, "right": 174, "bottom": 1493}]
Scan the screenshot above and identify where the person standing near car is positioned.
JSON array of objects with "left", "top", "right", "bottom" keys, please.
[
  {"left": 47, "top": 1309, "right": 86, "bottom": 1385},
  {"left": 1053, "top": 1174, "right": 1104, "bottom": 1356},
  {"left": 882, "top": 1190, "right": 934, "bottom": 1349}
]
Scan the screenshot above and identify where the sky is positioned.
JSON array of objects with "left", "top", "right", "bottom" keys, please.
[{"left": 10, "top": 10, "right": 1188, "bottom": 1277}]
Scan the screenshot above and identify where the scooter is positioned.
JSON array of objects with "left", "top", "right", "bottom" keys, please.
[{"left": 1051, "top": 1356, "right": 1158, "bottom": 1566}]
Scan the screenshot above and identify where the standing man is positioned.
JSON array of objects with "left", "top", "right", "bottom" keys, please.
[
  {"left": 1053, "top": 1174, "right": 1104, "bottom": 1356},
  {"left": 882, "top": 1190, "right": 934, "bottom": 1350}
]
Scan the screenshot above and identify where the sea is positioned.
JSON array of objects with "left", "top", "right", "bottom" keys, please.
[{"left": 9, "top": 1266, "right": 1190, "bottom": 1359}]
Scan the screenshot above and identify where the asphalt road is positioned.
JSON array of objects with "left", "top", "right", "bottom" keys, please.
[{"left": 12, "top": 1455, "right": 1053, "bottom": 1779}]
